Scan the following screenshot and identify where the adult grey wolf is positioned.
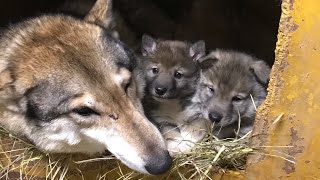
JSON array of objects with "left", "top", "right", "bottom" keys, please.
[{"left": 0, "top": 0, "right": 171, "bottom": 175}]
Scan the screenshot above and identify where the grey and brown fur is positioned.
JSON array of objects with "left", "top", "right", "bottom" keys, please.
[
  {"left": 0, "top": 0, "right": 172, "bottom": 175},
  {"left": 140, "top": 35, "right": 209, "bottom": 155},
  {"left": 198, "top": 49, "right": 271, "bottom": 139}
]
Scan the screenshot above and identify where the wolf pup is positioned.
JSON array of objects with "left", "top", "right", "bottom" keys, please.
[
  {"left": 0, "top": 0, "right": 172, "bottom": 175},
  {"left": 197, "top": 49, "right": 271, "bottom": 139},
  {"left": 140, "top": 35, "right": 209, "bottom": 155}
]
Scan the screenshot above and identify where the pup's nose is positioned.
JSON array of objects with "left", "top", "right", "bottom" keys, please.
[
  {"left": 145, "top": 151, "right": 172, "bottom": 175},
  {"left": 155, "top": 87, "right": 168, "bottom": 95},
  {"left": 209, "top": 112, "right": 223, "bottom": 123}
]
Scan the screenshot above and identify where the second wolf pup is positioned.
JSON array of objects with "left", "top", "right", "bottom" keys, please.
[
  {"left": 198, "top": 49, "right": 271, "bottom": 139},
  {"left": 140, "top": 35, "right": 209, "bottom": 155}
]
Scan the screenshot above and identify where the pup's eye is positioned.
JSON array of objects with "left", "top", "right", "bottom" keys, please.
[
  {"left": 174, "top": 71, "right": 183, "bottom": 79},
  {"left": 152, "top": 67, "right": 159, "bottom": 74},
  {"left": 73, "top": 107, "right": 99, "bottom": 116},
  {"left": 232, "top": 96, "right": 244, "bottom": 102},
  {"left": 208, "top": 87, "right": 214, "bottom": 93}
]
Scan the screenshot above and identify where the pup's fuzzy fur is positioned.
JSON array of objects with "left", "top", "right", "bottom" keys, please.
[
  {"left": 140, "top": 35, "right": 208, "bottom": 155},
  {"left": 0, "top": 0, "right": 172, "bottom": 175},
  {"left": 198, "top": 49, "right": 271, "bottom": 139}
]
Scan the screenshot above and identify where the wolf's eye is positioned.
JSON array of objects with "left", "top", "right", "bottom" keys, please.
[
  {"left": 123, "top": 81, "right": 131, "bottom": 93},
  {"left": 208, "top": 87, "right": 214, "bottom": 93},
  {"left": 73, "top": 107, "right": 99, "bottom": 116},
  {"left": 152, "top": 67, "right": 159, "bottom": 74},
  {"left": 232, "top": 96, "right": 244, "bottom": 102},
  {"left": 174, "top": 71, "right": 183, "bottom": 79}
]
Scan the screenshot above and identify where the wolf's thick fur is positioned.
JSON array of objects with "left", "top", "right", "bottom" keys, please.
[
  {"left": 0, "top": 0, "right": 172, "bottom": 175},
  {"left": 140, "top": 35, "right": 208, "bottom": 155},
  {"left": 198, "top": 49, "right": 271, "bottom": 139}
]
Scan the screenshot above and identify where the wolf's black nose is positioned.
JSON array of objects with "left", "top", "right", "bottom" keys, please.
[
  {"left": 209, "top": 112, "right": 222, "bottom": 123},
  {"left": 155, "top": 87, "right": 167, "bottom": 95},
  {"left": 145, "top": 151, "right": 172, "bottom": 175}
]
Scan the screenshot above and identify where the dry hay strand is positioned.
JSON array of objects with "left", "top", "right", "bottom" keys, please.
[{"left": 171, "top": 132, "right": 253, "bottom": 180}]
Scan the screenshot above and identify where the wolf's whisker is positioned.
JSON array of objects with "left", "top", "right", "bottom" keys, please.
[
  {"left": 250, "top": 94, "right": 257, "bottom": 111},
  {"left": 162, "top": 123, "right": 186, "bottom": 135},
  {"left": 236, "top": 110, "right": 241, "bottom": 138}
]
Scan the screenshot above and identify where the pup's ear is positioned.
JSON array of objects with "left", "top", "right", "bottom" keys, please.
[
  {"left": 189, "top": 40, "right": 206, "bottom": 61},
  {"left": 250, "top": 60, "right": 271, "bottom": 86},
  {"left": 141, "top": 34, "right": 157, "bottom": 57},
  {"left": 85, "top": 0, "right": 113, "bottom": 29},
  {"left": 197, "top": 53, "right": 219, "bottom": 69}
]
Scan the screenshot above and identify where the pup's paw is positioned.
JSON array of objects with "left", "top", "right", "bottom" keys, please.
[{"left": 166, "top": 138, "right": 195, "bottom": 156}]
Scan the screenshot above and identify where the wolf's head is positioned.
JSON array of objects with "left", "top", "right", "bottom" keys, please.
[
  {"left": 0, "top": 0, "right": 171, "bottom": 175},
  {"left": 141, "top": 34, "right": 205, "bottom": 100},
  {"left": 198, "top": 50, "right": 270, "bottom": 128}
]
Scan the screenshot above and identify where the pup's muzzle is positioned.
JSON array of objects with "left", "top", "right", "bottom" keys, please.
[{"left": 209, "top": 111, "right": 223, "bottom": 123}]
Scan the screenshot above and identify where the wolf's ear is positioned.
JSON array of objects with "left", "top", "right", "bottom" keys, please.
[
  {"left": 189, "top": 40, "right": 206, "bottom": 61},
  {"left": 249, "top": 60, "right": 271, "bottom": 86},
  {"left": 197, "top": 57, "right": 218, "bottom": 69},
  {"left": 197, "top": 52, "right": 219, "bottom": 70},
  {"left": 85, "top": 0, "right": 113, "bottom": 29},
  {"left": 141, "top": 34, "right": 157, "bottom": 57},
  {"left": 113, "top": 68, "right": 131, "bottom": 89}
]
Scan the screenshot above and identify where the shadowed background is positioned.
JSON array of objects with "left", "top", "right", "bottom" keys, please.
[{"left": 0, "top": 0, "right": 281, "bottom": 65}]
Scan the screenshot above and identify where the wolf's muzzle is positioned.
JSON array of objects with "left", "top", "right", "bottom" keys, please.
[
  {"left": 209, "top": 111, "right": 223, "bottom": 123},
  {"left": 155, "top": 86, "right": 168, "bottom": 96},
  {"left": 144, "top": 150, "right": 172, "bottom": 175}
]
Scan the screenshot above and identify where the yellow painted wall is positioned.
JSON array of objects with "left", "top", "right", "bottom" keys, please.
[{"left": 247, "top": 0, "right": 320, "bottom": 179}]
